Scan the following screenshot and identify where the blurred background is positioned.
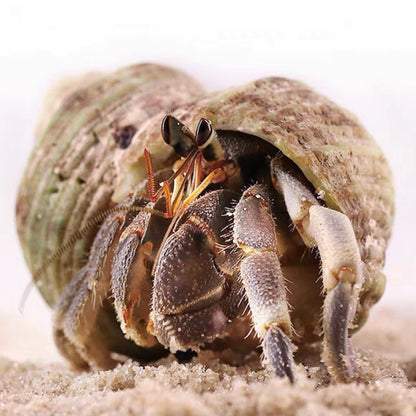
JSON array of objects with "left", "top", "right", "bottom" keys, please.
[{"left": 0, "top": 0, "right": 415, "bottom": 361}]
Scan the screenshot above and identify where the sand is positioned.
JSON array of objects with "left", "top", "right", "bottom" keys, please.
[{"left": 0, "top": 309, "right": 415, "bottom": 416}]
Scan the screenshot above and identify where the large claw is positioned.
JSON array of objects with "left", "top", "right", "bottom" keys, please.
[
  {"left": 151, "top": 190, "right": 239, "bottom": 351},
  {"left": 323, "top": 281, "right": 356, "bottom": 381},
  {"left": 263, "top": 327, "right": 296, "bottom": 383}
]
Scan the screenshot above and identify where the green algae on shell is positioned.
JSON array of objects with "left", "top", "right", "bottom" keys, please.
[{"left": 16, "top": 63, "right": 205, "bottom": 306}]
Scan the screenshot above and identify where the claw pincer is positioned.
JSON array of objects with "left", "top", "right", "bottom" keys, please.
[{"left": 151, "top": 190, "right": 239, "bottom": 351}]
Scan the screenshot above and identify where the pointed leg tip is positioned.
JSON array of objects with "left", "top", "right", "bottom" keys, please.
[
  {"left": 323, "top": 347, "right": 356, "bottom": 382},
  {"left": 284, "top": 365, "right": 296, "bottom": 384},
  {"left": 263, "top": 326, "right": 296, "bottom": 383},
  {"left": 323, "top": 281, "right": 358, "bottom": 382}
]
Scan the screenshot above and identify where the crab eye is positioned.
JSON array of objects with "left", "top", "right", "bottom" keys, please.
[
  {"left": 160, "top": 115, "right": 196, "bottom": 157},
  {"left": 161, "top": 115, "right": 173, "bottom": 145},
  {"left": 195, "top": 118, "right": 213, "bottom": 147}
]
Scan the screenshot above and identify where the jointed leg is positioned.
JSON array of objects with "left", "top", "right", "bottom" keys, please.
[
  {"left": 53, "top": 213, "right": 125, "bottom": 369},
  {"left": 272, "top": 159, "right": 362, "bottom": 381},
  {"left": 233, "top": 185, "right": 296, "bottom": 382},
  {"left": 53, "top": 268, "right": 90, "bottom": 368},
  {"left": 110, "top": 203, "right": 168, "bottom": 348}
]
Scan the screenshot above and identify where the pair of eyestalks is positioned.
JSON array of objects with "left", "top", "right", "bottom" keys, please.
[{"left": 144, "top": 115, "right": 227, "bottom": 218}]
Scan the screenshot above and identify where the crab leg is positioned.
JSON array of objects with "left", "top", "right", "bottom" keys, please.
[
  {"left": 111, "top": 199, "right": 170, "bottom": 347},
  {"left": 233, "top": 185, "right": 296, "bottom": 382},
  {"left": 271, "top": 159, "right": 362, "bottom": 381},
  {"left": 53, "top": 213, "right": 125, "bottom": 369}
]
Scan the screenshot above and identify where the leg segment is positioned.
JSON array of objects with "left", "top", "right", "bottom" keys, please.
[
  {"left": 271, "top": 158, "right": 362, "bottom": 381},
  {"left": 53, "top": 213, "right": 125, "bottom": 369},
  {"left": 233, "top": 185, "right": 296, "bottom": 382},
  {"left": 111, "top": 200, "right": 170, "bottom": 348},
  {"left": 53, "top": 268, "right": 90, "bottom": 368}
]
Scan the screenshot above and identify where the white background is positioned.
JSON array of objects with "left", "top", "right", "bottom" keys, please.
[{"left": 0, "top": 0, "right": 415, "bottom": 360}]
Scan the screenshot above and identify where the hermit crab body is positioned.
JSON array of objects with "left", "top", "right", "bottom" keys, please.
[{"left": 16, "top": 64, "right": 394, "bottom": 382}]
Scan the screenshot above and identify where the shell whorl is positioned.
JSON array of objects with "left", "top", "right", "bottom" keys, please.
[{"left": 16, "top": 64, "right": 205, "bottom": 305}]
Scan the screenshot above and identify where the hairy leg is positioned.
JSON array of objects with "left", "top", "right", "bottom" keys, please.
[
  {"left": 233, "top": 184, "right": 296, "bottom": 382},
  {"left": 110, "top": 200, "right": 171, "bottom": 348},
  {"left": 53, "top": 213, "right": 125, "bottom": 369},
  {"left": 272, "top": 158, "right": 362, "bottom": 381}
]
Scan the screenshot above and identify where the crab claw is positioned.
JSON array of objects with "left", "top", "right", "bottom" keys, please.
[
  {"left": 151, "top": 190, "right": 238, "bottom": 351},
  {"left": 263, "top": 327, "right": 296, "bottom": 383},
  {"left": 323, "top": 281, "right": 357, "bottom": 381}
]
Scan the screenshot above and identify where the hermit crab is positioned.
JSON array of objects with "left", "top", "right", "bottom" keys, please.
[{"left": 16, "top": 64, "right": 394, "bottom": 383}]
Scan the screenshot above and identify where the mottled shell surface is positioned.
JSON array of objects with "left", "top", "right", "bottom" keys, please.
[
  {"left": 16, "top": 64, "right": 205, "bottom": 306},
  {"left": 17, "top": 64, "right": 394, "bottom": 328}
]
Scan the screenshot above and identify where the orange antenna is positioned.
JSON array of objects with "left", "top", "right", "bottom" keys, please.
[
  {"left": 176, "top": 168, "right": 225, "bottom": 217},
  {"left": 172, "top": 151, "right": 200, "bottom": 213},
  {"left": 153, "top": 149, "right": 198, "bottom": 201},
  {"left": 162, "top": 181, "right": 173, "bottom": 217},
  {"left": 144, "top": 148, "right": 157, "bottom": 202}
]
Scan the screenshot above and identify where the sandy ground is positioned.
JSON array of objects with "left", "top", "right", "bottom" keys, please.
[{"left": 0, "top": 309, "right": 415, "bottom": 416}]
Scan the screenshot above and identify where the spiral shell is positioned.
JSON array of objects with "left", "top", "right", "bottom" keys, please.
[
  {"left": 16, "top": 64, "right": 205, "bottom": 305},
  {"left": 16, "top": 64, "right": 393, "bottom": 327}
]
